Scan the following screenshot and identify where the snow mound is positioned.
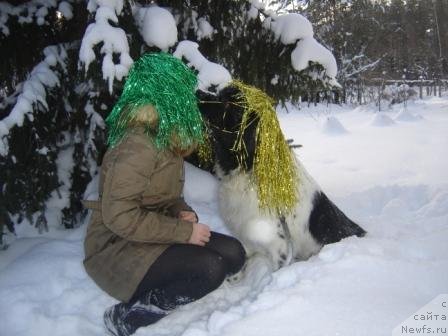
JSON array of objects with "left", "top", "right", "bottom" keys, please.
[
  {"left": 416, "top": 190, "right": 448, "bottom": 218},
  {"left": 174, "top": 40, "right": 232, "bottom": 91},
  {"left": 370, "top": 113, "right": 395, "bottom": 127},
  {"left": 336, "top": 185, "right": 437, "bottom": 221},
  {"left": 380, "top": 197, "right": 409, "bottom": 218},
  {"left": 395, "top": 109, "right": 423, "bottom": 122},
  {"left": 137, "top": 6, "right": 178, "bottom": 51},
  {"left": 322, "top": 116, "right": 348, "bottom": 135}
]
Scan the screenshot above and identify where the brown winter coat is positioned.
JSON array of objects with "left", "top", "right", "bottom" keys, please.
[{"left": 83, "top": 127, "right": 194, "bottom": 302}]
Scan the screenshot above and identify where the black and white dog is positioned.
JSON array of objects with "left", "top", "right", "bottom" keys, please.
[{"left": 197, "top": 87, "right": 366, "bottom": 270}]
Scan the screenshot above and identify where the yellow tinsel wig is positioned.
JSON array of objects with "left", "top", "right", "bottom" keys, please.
[{"left": 230, "top": 80, "right": 298, "bottom": 216}]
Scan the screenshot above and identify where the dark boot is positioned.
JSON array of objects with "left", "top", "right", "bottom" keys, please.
[{"left": 104, "top": 301, "right": 169, "bottom": 336}]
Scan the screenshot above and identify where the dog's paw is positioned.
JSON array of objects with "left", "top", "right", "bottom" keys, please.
[
  {"left": 269, "top": 219, "right": 293, "bottom": 269},
  {"left": 225, "top": 263, "right": 247, "bottom": 284},
  {"left": 226, "top": 273, "right": 242, "bottom": 284}
]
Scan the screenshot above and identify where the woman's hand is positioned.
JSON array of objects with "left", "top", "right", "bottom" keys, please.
[
  {"left": 180, "top": 210, "right": 209, "bottom": 246},
  {"left": 178, "top": 210, "right": 198, "bottom": 223},
  {"left": 188, "top": 223, "right": 211, "bottom": 246}
]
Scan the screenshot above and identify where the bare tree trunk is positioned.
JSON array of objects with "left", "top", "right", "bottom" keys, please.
[
  {"left": 433, "top": 0, "right": 443, "bottom": 59},
  {"left": 433, "top": 0, "right": 448, "bottom": 76},
  {"left": 419, "top": 79, "right": 423, "bottom": 99}
]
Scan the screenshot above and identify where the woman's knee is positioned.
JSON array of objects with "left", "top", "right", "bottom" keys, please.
[
  {"left": 199, "top": 251, "right": 228, "bottom": 288},
  {"left": 208, "top": 233, "right": 246, "bottom": 274}
]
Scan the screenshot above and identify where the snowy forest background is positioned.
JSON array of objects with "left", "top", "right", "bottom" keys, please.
[{"left": 1, "top": 0, "right": 448, "bottom": 243}]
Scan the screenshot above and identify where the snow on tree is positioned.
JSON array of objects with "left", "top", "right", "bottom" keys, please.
[
  {"left": 79, "top": 0, "right": 133, "bottom": 93},
  {"left": 250, "top": 4, "right": 338, "bottom": 86},
  {"left": 173, "top": 40, "right": 232, "bottom": 91},
  {"left": 0, "top": 46, "right": 64, "bottom": 155},
  {"left": 0, "top": 0, "right": 63, "bottom": 33},
  {"left": 135, "top": 5, "right": 178, "bottom": 50}
]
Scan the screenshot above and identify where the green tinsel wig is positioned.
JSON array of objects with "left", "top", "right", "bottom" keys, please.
[{"left": 106, "top": 52, "right": 205, "bottom": 150}]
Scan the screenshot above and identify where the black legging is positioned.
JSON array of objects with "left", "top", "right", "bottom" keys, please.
[{"left": 129, "top": 231, "right": 246, "bottom": 310}]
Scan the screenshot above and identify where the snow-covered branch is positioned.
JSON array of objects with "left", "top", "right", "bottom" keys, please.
[
  {"left": 248, "top": 1, "right": 338, "bottom": 86},
  {"left": 174, "top": 41, "right": 232, "bottom": 91},
  {"left": 0, "top": 45, "right": 67, "bottom": 156},
  {"left": 339, "top": 49, "right": 383, "bottom": 81},
  {"left": 0, "top": 0, "right": 74, "bottom": 35},
  {"left": 344, "top": 58, "right": 382, "bottom": 79},
  {"left": 79, "top": 0, "right": 133, "bottom": 94}
]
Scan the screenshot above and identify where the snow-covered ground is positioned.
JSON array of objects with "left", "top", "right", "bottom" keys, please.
[{"left": 1, "top": 97, "right": 447, "bottom": 336}]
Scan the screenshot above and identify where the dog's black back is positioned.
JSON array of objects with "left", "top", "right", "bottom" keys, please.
[{"left": 310, "top": 192, "right": 366, "bottom": 244}]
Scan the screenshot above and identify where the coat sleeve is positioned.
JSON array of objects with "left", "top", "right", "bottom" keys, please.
[
  {"left": 166, "top": 198, "right": 195, "bottom": 217},
  {"left": 101, "top": 136, "right": 193, "bottom": 244}
]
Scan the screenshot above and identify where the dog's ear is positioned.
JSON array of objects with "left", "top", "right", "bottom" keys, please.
[
  {"left": 218, "top": 86, "right": 259, "bottom": 171},
  {"left": 217, "top": 86, "right": 246, "bottom": 131},
  {"left": 197, "top": 86, "right": 244, "bottom": 132},
  {"left": 218, "top": 86, "right": 240, "bottom": 103},
  {"left": 196, "top": 90, "right": 224, "bottom": 127},
  {"left": 197, "top": 85, "right": 259, "bottom": 174}
]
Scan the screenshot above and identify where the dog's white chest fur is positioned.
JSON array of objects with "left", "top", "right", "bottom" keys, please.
[{"left": 217, "top": 159, "right": 322, "bottom": 269}]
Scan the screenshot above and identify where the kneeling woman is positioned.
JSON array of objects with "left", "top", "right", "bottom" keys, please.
[{"left": 83, "top": 53, "right": 246, "bottom": 336}]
